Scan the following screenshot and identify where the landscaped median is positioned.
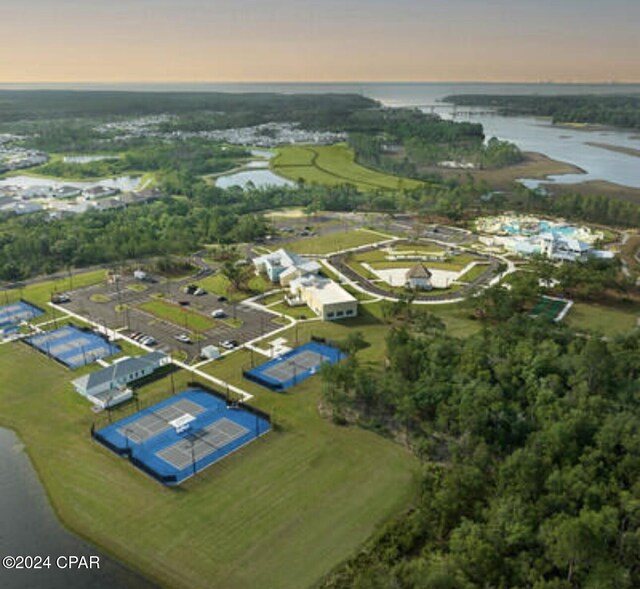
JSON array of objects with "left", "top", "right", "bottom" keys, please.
[{"left": 138, "top": 299, "right": 216, "bottom": 332}]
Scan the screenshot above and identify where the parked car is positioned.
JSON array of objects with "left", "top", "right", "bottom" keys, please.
[
  {"left": 211, "top": 309, "right": 226, "bottom": 319},
  {"left": 175, "top": 334, "right": 192, "bottom": 344},
  {"left": 51, "top": 292, "right": 70, "bottom": 304},
  {"left": 140, "top": 336, "right": 156, "bottom": 346},
  {"left": 217, "top": 295, "right": 228, "bottom": 302},
  {"left": 219, "top": 339, "right": 238, "bottom": 350},
  {"left": 194, "top": 287, "right": 207, "bottom": 296}
]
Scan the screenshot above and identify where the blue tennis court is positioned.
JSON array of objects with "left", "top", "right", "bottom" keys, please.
[
  {"left": 93, "top": 389, "right": 270, "bottom": 485},
  {"left": 0, "top": 301, "right": 43, "bottom": 334},
  {"left": 244, "top": 342, "right": 346, "bottom": 391},
  {"left": 26, "top": 325, "right": 120, "bottom": 369}
]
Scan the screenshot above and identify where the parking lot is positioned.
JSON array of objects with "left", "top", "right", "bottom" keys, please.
[{"left": 62, "top": 272, "right": 282, "bottom": 361}]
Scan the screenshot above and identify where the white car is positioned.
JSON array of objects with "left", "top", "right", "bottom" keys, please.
[
  {"left": 219, "top": 340, "right": 238, "bottom": 350},
  {"left": 211, "top": 309, "right": 227, "bottom": 319},
  {"left": 175, "top": 334, "right": 192, "bottom": 344}
]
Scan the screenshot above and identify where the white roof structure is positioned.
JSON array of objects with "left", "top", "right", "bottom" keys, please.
[
  {"left": 291, "top": 275, "right": 356, "bottom": 305},
  {"left": 253, "top": 248, "right": 321, "bottom": 282}
]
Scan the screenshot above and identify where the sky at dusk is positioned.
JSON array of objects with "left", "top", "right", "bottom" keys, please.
[{"left": 1, "top": 0, "right": 639, "bottom": 83}]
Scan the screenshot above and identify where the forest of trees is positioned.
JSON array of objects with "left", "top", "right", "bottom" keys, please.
[
  {"left": 319, "top": 298, "right": 640, "bottom": 589},
  {"left": 346, "top": 108, "right": 522, "bottom": 178},
  {"left": 445, "top": 94, "right": 640, "bottom": 129},
  {"left": 0, "top": 90, "right": 376, "bottom": 123},
  {"left": 30, "top": 141, "right": 248, "bottom": 179}
]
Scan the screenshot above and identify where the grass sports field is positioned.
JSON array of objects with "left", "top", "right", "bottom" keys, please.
[
  {"left": 0, "top": 341, "right": 417, "bottom": 589},
  {"left": 271, "top": 144, "right": 423, "bottom": 192},
  {"left": 282, "top": 229, "right": 391, "bottom": 255}
]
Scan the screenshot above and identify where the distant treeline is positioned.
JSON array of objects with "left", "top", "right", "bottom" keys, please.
[
  {"left": 445, "top": 94, "right": 640, "bottom": 129},
  {"left": 0, "top": 90, "right": 376, "bottom": 124},
  {"left": 346, "top": 108, "right": 522, "bottom": 177}
]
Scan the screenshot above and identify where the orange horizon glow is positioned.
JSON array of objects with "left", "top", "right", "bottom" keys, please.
[{"left": 2, "top": 0, "right": 638, "bottom": 85}]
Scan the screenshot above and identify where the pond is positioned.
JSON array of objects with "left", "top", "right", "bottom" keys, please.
[
  {"left": 215, "top": 169, "right": 294, "bottom": 189},
  {"left": 0, "top": 175, "right": 141, "bottom": 192},
  {"left": 0, "top": 427, "right": 155, "bottom": 589}
]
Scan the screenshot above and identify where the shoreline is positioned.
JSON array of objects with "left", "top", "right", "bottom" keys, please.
[
  {"left": 419, "top": 151, "right": 584, "bottom": 190},
  {"left": 0, "top": 423, "right": 161, "bottom": 589},
  {"left": 538, "top": 179, "right": 640, "bottom": 204},
  {"left": 585, "top": 141, "right": 640, "bottom": 159}
]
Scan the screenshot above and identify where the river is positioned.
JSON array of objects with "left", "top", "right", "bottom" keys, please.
[{"left": 0, "top": 427, "right": 156, "bottom": 589}]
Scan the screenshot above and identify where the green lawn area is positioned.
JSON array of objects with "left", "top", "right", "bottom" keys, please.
[
  {"left": 0, "top": 339, "right": 417, "bottom": 589},
  {"left": 283, "top": 229, "right": 390, "bottom": 255},
  {"left": 366, "top": 253, "right": 477, "bottom": 272},
  {"left": 268, "top": 301, "right": 309, "bottom": 319},
  {"left": 454, "top": 262, "right": 491, "bottom": 283},
  {"left": 139, "top": 299, "right": 216, "bottom": 332},
  {"left": 197, "top": 273, "right": 271, "bottom": 303},
  {"left": 272, "top": 144, "right": 423, "bottom": 192},
  {"left": 566, "top": 302, "right": 639, "bottom": 336},
  {"left": 259, "top": 291, "right": 286, "bottom": 306}
]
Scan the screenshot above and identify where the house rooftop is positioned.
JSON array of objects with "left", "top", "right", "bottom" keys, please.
[
  {"left": 406, "top": 263, "right": 432, "bottom": 279},
  {"left": 73, "top": 351, "right": 168, "bottom": 391},
  {"left": 294, "top": 276, "right": 356, "bottom": 305}
]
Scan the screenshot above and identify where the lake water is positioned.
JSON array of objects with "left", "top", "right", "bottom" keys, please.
[
  {"left": 0, "top": 427, "right": 155, "bottom": 589},
  {"left": 215, "top": 169, "right": 294, "bottom": 189},
  {"left": 0, "top": 175, "right": 141, "bottom": 192},
  {"left": 62, "top": 155, "right": 120, "bottom": 164}
]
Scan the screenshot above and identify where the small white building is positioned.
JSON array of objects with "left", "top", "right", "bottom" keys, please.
[
  {"left": 72, "top": 352, "right": 170, "bottom": 408},
  {"left": 253, "top": 249, "right": 321, "bottom": 285},
  {"left": 200, "top": 345, "right": 221, "bottom": 360},
  {"left": 288, "top": 275, "right": 357, "bottom": 321},
  {"left": 405, "top": 263, "right": 433, "bottom": 290}
]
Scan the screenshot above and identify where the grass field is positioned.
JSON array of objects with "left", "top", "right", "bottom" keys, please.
[
  {"left": 139, "top": 299, "right": 216, "bottom": 332},
  {"left": 351, "top": 248, "right": 477, "bottom": 273},
  {"left": 196, "top": 273, "right": 271, "bottom": 303},
  {"left": 282, "top": 229, "right": 391, "bottom": 255},
  {"left": 566, "top": 302, "right": 639, "bottom": 336},
  {"left": 272, "top": 144, "right": 423, "bottom": 192},
  {"left": 0, "top": 340, "right": 417, "bottom": 589}
]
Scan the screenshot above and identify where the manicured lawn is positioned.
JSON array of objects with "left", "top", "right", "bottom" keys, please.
[
  {"left": 365, "top": 253, "right": 477, "bottom": 272},
  {"left": 272, "top": 144, "right": 423, "bottom": 192},
  {"left": 392, "top": 244, "right": 447, "bottom": 254},
  {"left": 268, "top": 301, "right": 309, "bottom": 319},
  {"left": 127, "top": 283, "right": 148, "bottom": 293},
  {"left": 89, "top": 293, "right": 110, "bottom": 303},
  {"left": 0, "top": 341, "right": 417, "bottom": 589},
  {"left": 197, "top": 273, "right": 270, "bottom": 303},
  {"left": 455, "top": 262, "right": 491, "bottom": 283},
  {"left": 566, "top": 302, "right": 639, "bottom": 336},
  {"left": 283, "top": 229, "right": 390, "bottom": 255},
  {"left": 139, "top": 299, "right": 216, "bottom": 332}
]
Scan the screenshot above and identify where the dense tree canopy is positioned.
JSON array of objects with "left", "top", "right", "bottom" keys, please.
[
  {"left": 319, "top": 310, "right": 640, "bottom": 589},
  {"left": 445, "top": 94, "right": 640, "bottom": 129}
]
